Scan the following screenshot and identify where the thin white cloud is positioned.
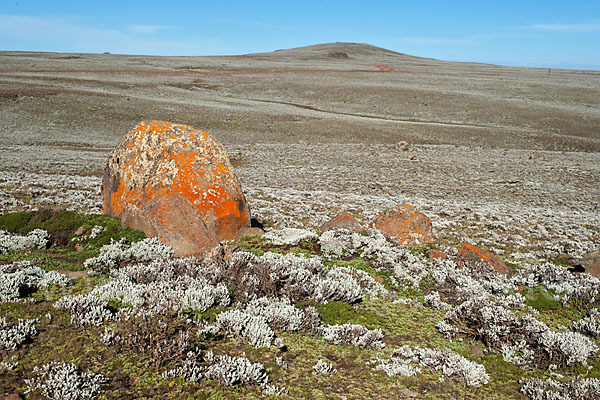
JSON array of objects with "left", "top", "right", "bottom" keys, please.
[
  {"left": 0, "top": 15, "right": 229, "bottom": 55},
  {"left": 521, "top": 23, "right": 600, "bottom": 32},
  {"left": 127, "top": 25, "right": 168, "bottom": 34}
]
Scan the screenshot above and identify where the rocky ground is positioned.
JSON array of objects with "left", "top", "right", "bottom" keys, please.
[{"left": 0, "top": 43, "right": 599, "bottom": 399}]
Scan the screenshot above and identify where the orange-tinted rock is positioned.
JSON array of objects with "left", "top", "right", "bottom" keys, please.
[
  {"left": 320, "top": 212, "right": 362, "bottom": 233},
  {"left": 102, "top": 120, "right": 250, "bottom": 256},
  {"left": 457, "top": 243, "right": 510, "bottom": 274},
  {"left": 373, "top": 204, "right": 434, "bottom": 246},
  {"left": 428, "top": 249, "right": 447, "bottom": 260}
]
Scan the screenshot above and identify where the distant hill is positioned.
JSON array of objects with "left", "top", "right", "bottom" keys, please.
[{"left": 244, "top": 42, "right": 413, "bottom": 60}]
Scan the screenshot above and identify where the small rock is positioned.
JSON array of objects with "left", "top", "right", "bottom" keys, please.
[
  {"left": 457, "top": 243, "right": 510, "bottom": 274},
  {"left": 399, "top": 388, "right": 418, "bottom": 398},
  {"left": 58, "top": 270, "right": 89, "bottom": 279},
  {"left": 529, "top": 153, "right": 545, "bottom": 160},
  {"left": 469, "top": 343, "right": 485, "bottom": 358},
  {"left": 320, "top": 212, "right": 362, "bottom": 233},
  {"left": 428, "top": 249, "right": 447, "bottom": 260},
  {"left": 373, "top": 204, "right": 434, "bottom": 246},
  {"left": 407, "top": 152, "right": 416, "bottom": 160},
  {"left": 74, "top": 226, "right": 86, "bottom": 236},
  {"left": 394, "top": 141, "right": 409, "bottom": 151}
]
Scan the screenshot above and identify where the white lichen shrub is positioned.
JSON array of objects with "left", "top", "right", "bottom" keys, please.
[
  {"left": 312, "top": 359, "right": 337, "bottom": 375},
  {"left": 520, "top": 377, "right": 600, "bottom": 400},
  {"left": 372, "top": 356, "right": 420, "bottom": 378},
  {"left": 162, "top": 349, "right": 285, "bottom": 394},
  {"left": 320, "top": 228, "right": 422, "bottom": 278},
  {"left": 518, "top": 262, "right": 600, "bottom": 306},
  {"left": 83, "top": 237, "right": 173, "bottom": 269},
  {"left": 299, "top": 305, "right": 321, "bottom": 333},
  {"left": 204, "top": 352, "right": 269, "bottom": 387},
  {"left": 274, "top": 337, "right": 285, "bottom": 350},
  {"left": 245, "top": 296, "right": 304, "bottom": 332},
  {"left": 319, "top": 228, "right": 364, "bottom": 257},
  {"left": 89, "top": 257, "right": 229, "bottom": 317},
  {"left": 348, "top": 268, "right": 389, "bottom": 299},
  {"left": 0, "top": 261, "right": 70, "bottom": 302},
  {"left": 38, "top": 270, "right": 71, "bottom": 288},
  {"left": 0, "top": 317, "right": 37, "bottom": 351},
  {"left": 572, "top": 308, "right": 600, "bottom": 338},
  {"left": 0, "top": 228, "right": 49, "bottom": 254},
  {"left": 89, "top": 225, "right": 104, "bottom": 239},
  {"left": 216, "top": 309, "right": 274, "bottom": 348},
  {"left": 100, "top": 327, "right": 121, "bottom": 347},
  {"left": 441, "top": 296, "right": 599, "bottom": 369},
  {"left": 264, "top": 227, "right": 317, "bottom": 245},
  {"left": 275, "top": 355, "right": 288, "bottom": 369},
  {"left": 501, "top": 340, "right": 535, "bottom": 366},
  {"left": 424, "top": 291, "right": 452, "bottom": 311},
  {"left": 54, "top": 294, "right": 115, "bottom": 327},
  {"left": 391, "top": 345, "right": 489, "bottom": 387},
  {"left": 0, "top": 268, "right": 27, "bottom": 302},
  {"left": 435, "top": 320, "right": 458, "bottom": 338},
  {"left": 0, "top": 355, "right": 18, "bottom": 371},
  {"left": 25, "top": 361, "right": 108, "bottom": 400},
  {"left": 162, "top": 348, "right": 204, "bottom": 383},
  {"left": 196, "top": 320, "right": 220, "bottom": 338},
  {"left": 537, "top": 329, "right": 598, "bottom": 366},
  {"left": 72, "top": 226, "right": 105, "bottom": 242},
  {"left": 319, "top": 323, "right": 385, "bottom": 349},
  {"left": 226, "top": 251, "right": 362, "bottom": 304}
]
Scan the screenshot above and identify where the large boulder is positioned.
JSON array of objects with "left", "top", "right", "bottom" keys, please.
[
  {"left": 372, "top": 204, "right": 434, "bottom": 246},
  {"left": 102, "top": 120, "right": 251, "bottom": 256}
]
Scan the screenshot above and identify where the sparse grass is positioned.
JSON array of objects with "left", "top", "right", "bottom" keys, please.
[
  {"left": 522, "top": 285, "right": 562, "bottom": 312},
  {"left": 0, "top": 210, "right": 145, "bottom": 270},
  {"left": 407, "top": 243, "right": 438, "bottom": 257}
]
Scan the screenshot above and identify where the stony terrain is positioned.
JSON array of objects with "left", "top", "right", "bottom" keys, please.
[{"left": 0, "top": 43, "right": 599, "bottom": 399}]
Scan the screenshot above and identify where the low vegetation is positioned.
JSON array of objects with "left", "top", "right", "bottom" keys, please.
[{"left": 1, "top": 211, "right": 599, "bottom": 399}]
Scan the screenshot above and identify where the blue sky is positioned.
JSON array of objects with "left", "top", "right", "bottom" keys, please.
[{"left": 1, "top": 0, "right": 599, "bottom": 69}]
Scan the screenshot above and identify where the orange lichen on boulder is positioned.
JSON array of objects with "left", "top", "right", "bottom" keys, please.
[
  {"left": 102, "top": 120, "right": 250, "bottom": 256},
  {"left": 320, "top": 212, "right": 363, "bottom": 233},
  {"left": 457, "top": 243, "right": 510, "bottom": 275},
  {"left": 428, "top": 249, "right": 447, "bottom": 260},
  {"left": 372, "top": 204, "right": 434, "bottom": 246}
]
